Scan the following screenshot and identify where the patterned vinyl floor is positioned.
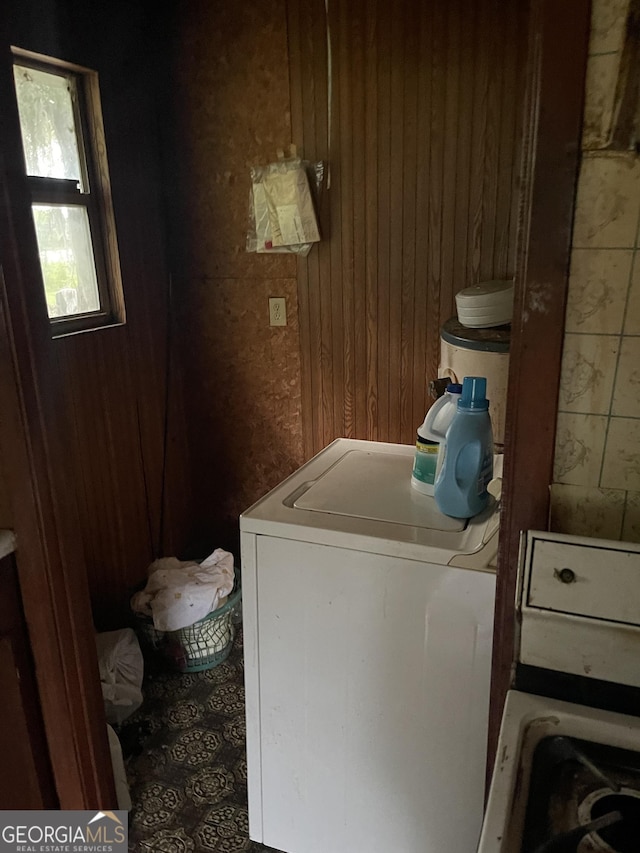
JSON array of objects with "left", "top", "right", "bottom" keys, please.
[{"left": 124, "top": 627, "right": 281, "bottom": 853}]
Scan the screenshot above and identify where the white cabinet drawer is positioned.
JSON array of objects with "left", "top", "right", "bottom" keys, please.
[{"left": 527, "top": 538, "right": 640, "bottom": 624}]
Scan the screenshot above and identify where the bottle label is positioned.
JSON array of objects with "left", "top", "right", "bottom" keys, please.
[
  {"left": 413, "top": 442, "right": 438, "bottom": 485},
  {"left": 415, "top": 440, "right": 438, "bottom": 454},
  {"left": 477, "top": 450, "right": 493, "bottom": 496}
]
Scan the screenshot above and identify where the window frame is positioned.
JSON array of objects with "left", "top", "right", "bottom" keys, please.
[{"left": 11, "top": 48, "right": 125, "bottom": 335}]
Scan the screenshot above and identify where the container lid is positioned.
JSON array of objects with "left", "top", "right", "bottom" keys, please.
[
  {"left": 456, "top": 280, "right": 514, "bottom": 329},
  {"left": 441, "top": 317, "right": 511, "bottom": 353},
  {"left": 455, "top": 280, "right": 514, "bottom": 305},
  {"left": 459, "top": 376, "right": 489, "bottom": 411},
  {"left": 293, "top": 450, "right": 466, "bottom": 532}
]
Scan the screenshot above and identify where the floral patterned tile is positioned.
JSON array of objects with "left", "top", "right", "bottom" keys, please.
[
  {"left": 624, "top": 255, "right": 640, "bottom": 334},
  {"left": 558, "top": 334, "right": 619, "bottom": 414},
  {"left": 583, "top": 53, "right": 620, "bottom": 149},
  {"left": 566, "top": 248, "right": 632, "bottom": 334},
  {"left": 572, "top": 155, "right": 640, "bottom": 249},
  {"left": 601, "top": 417, "right": 640, "bottom": 489},
  {"left": 622, "top": 490, "right": 640, "bottom": 542},
  {"left": 553, "top": 413, "right": 609, "bottom": 486},
  {"left": 589, "top": 0, "right": 629, "bottom": 54},
  {"left": 611, "top": 336, "right": 640, "bottom": 417},
  {"left": 126, "top": 628, "right": 277, "bottom": 853},
  {"left": 549, "top": 483, "right": 625, "bottom": 539}
]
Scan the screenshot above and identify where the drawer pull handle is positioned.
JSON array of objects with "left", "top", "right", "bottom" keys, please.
[{"left": 554, "top": 567, "right": 576, "bottom": 584}]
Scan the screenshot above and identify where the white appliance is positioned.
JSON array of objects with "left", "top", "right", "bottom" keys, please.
[
  {"left": 479, "top": 530, "right": 640, "bottom": 853},
  {"left": 240, "top": 438, "right": 501, "bottom": 853}
]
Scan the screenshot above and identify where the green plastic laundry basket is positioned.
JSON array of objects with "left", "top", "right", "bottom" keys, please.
[{"left": 136, "top": 576, "right": 242, "bottom": 673}]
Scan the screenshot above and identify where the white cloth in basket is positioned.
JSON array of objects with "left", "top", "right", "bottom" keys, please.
[{"left": 131, "top": 549, "right": 235, "bottom": 632}]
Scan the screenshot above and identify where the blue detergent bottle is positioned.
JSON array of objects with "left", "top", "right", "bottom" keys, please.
[{"left": 434, "top": 376, "right": 493, "bottom": 519}]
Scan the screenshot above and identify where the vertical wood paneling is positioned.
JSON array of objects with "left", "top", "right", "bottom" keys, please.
[
  {"left": 388, "top": 4, "right": 404, "bottom": 442},
  {"left": 329, "top": 2, "right": 346, "bottom": 442},
  {"left": 400, "top": 10, "right": 418, "bottom": 439},
  {"left": 375, "top": 0, "right": 391, "bottom": 440},
  {"left": 289, "top": 0, "right": 526, "bottom": 452},
  {"left": 352, "top": 4, "right": 368, "bottom": 440},
  {"left": 338, "top": 0, "right": 355, "bottom": 438},
  {"left": 463, "top": 0, "right": 482, "bottom": 287},
  {"left": 441, "top": 0, "right": 461, "bottom": 325},
  {"left": 479, "top": 0, "right": 501, "bottom": 279},
  {"left": 412, "top": 0, "right": 432, "bottom": 436},
  {"left": 364, "top": 6, "right": 378, "bottom": 439},
  {"left": 427, "top": 0, "right": 447, "bottom": 398}
]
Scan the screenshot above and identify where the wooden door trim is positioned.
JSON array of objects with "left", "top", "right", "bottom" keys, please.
[
  {"left": 0, "top": 34, "right": 116, "bottom": 808},
  {"left": 489, "top": 0, "right": 591, "bottom": 762}
]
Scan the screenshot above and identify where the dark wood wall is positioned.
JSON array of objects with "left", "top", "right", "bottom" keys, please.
[
  {"left": 289, "top": 0, "right": 527, "bottom": 455},
  {"left": 169, "top": 0, "right": 305, "bottom": 555},
  {"left": 4, "top": 0, "right": 528, "bottom": 619},
  {"left": 168, "top": 0, "right": 527, "bottom": 547},
  {"left": 5, "top": 0, "right": 192, "bottom": 628}
]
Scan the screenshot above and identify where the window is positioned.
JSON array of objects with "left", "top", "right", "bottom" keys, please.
[{"left": 12, "top": 49, "right": 124, "bottom": 333}]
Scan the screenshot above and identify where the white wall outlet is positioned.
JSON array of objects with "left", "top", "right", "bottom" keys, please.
[{"left": 269, "top": 297, "right": 287, "bottom": 326}]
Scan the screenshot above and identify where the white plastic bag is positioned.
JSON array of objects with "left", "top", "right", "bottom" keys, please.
[
  {"left": 107, "top": 725, "right": 132, "bottom": 811},
  {"left": 96, "top": 628, "right": 144, "bottom": 726},
  {"left": 247, "top": 157, "right": 324, "bottom": 256}
]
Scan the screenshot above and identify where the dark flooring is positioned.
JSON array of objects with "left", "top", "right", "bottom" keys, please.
[{"left": 123, "top": 626, "right": 280, "bottom": 853}]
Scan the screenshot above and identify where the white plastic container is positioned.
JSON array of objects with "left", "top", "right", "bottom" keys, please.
[
  {"left": 410, "top": 432, "right": 439, "bottom": 495},
  {"left": 414, "top": 383, "right": 463, "bottom": 492},
  {"left": 455, "top": 280, "right": 513, "bottom": 328}
]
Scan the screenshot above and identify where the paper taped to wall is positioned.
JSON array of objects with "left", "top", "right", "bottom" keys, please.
[{"left": 247, "top": 157, "right": 323, "bottom": 255}]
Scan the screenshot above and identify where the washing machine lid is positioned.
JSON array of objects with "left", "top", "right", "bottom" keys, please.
[
  {"left": 293, "top": 449, "right": 465, "bottom": 532},
  {"left": 240, "top": 439, "right": 500, "bottom": 565}
]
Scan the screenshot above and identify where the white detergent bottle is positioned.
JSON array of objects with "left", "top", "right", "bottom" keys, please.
[
  {"left": 422, "top": 382, "right": 462, "bottom": 481},
  {"left": 411, "top": 429, "right": 439, "bottom": 495},
  {"left": 434, "top": 376, "right": 493, "bottom": 518},
  {"left": 411, "top": 383, "right": 462, "bottom": 495}
]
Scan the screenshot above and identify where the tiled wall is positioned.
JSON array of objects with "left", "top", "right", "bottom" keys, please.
[{"left": 551, "top": 0, "right": 640, "bottom": 542}]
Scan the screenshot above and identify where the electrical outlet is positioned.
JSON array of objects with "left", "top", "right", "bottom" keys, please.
[{"left": 269, "top": 297, "right": 287, "bottom": 326}]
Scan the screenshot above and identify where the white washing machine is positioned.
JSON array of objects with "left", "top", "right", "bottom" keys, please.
[{"left": 240, "top": 438, "right": 501, "bottom": 853}]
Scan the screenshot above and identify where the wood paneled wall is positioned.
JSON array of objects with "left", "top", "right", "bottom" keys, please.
[
  {"left": 6, "top": 0, "right": 192, "bottom": 628},
  {"left": 288, "top": 0, "right": 527, "bottom": 455}
]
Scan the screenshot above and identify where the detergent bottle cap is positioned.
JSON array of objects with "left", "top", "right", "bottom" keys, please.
[
  {"left": 446, "top": 383, "right": 462, "bottom": 394},
  {"left": 459, "top": 376, "right": 489, "bottom": 411}
]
